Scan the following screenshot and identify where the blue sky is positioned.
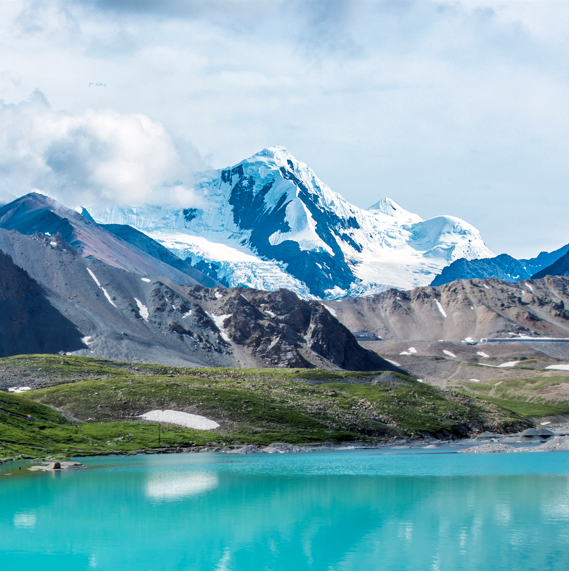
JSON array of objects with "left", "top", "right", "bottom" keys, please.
[{"left": 1, "top": 0, "right": 568, "bottom": 258}]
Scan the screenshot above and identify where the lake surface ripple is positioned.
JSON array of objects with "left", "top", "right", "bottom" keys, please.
[{"left": 1, "top": 450, "right": 568, "bottom": 570}]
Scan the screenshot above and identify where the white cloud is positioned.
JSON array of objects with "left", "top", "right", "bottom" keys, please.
[
  {"left": 1, "top": 1, "right": 569, "bottom": 256},
  {"left": 0, "top": 90, "right": 205, "bottom": 207}
]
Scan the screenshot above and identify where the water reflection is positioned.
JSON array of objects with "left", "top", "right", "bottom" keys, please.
[
  {"left": 0, "top": 452, "right": 568, "bottom": 570},
  {"left": 13, "top": 512, "right": 36, "bottom": 529},
  {"left": 146, "top": 471, "right": 219, "bottom": 501}
]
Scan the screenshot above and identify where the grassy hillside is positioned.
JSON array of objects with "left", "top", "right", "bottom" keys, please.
[
  {"left": 0, "top": 355, "right": 531, "bottom": 459},
  {"left": 459, "top": 376, "right": 569, "bottom": 418}
]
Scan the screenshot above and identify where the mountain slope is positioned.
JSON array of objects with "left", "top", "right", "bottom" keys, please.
[
  {"left": 0, "top": 193, "right": 219, "bottom": 288},
  {"left": 430, "top": 244, "right": 569, "bottom": 287},
  {"left": 325, "top": 276, "right": 569, "bottom": 341},
  {"left": 0, "top": 228, "right": 399, "bottom": 372},
  {"left": 0, "top": 250, "right": 83, "bottom": 356},
  {"left": 101, "top": 223, "right": 219, "bottom": 287},
  {"left": 533, "top": 251, "right": 569, "bottom": 279},
  {"left": 90, "top": 147, "right": 493, "bottom": 299}
]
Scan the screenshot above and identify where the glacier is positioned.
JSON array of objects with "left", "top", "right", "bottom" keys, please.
[{"left": 90, "top": 146, "right": 493, "bottom": 299}]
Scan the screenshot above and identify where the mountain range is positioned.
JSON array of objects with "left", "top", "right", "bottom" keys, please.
[
  {"left": 89, "top": 147, "right": 494, "bottom": 299},
  {"left": 325, "top": 275, "right": 569, "bottom": 342},
  {"left": 0, "top": 202, "right": 398, "bottom": 372},
  {"left": 430, "top": 244, "right": 569, "bottom": 287}
]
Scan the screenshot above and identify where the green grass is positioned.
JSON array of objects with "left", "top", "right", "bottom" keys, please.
[
  {"left": 0, "top": 355, "right": 534, "bottom": 458},
  {"left": 464, "top": 394, "right": 569, "bottom": 419}
]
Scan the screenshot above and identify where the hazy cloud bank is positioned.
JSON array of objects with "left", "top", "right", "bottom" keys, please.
[{"left": 0, "top": 91, "right": 205, "bottom": 208}]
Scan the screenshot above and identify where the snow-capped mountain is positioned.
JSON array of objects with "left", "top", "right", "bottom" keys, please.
[{"left": 91, "top": 147, "right": 493, "bottom": 299}]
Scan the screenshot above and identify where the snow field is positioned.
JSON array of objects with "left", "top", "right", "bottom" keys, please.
[{"left": 140, "top": 410, "right": 220, "bottom": 430}]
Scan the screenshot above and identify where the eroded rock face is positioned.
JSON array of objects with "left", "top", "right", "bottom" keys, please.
[
  {"left": 183, "top": 286, "right": 404, "bottom": 372},
  {"left": 326, "top": 276, "right": 569, "bottom": 341}
]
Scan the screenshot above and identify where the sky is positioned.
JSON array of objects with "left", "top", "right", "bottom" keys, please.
[{"left": 0, "top": 0, "right": 568, "bottom": 258}]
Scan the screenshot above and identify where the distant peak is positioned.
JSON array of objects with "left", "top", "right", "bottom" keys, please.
[{"left": 368, "top": 197, "right": 403, "bottom": 215}]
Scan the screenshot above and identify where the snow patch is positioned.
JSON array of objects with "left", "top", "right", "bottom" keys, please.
[
  {"left": 477, "top": 351, "right": 490, "bottom": 358},
  {"left": 82, "top": 336, "right": 93, "bottom": 345},
  {"left": 86, "top": 268, "right": 101, "bottom": 287},
  {"left": 8, "top": 387, "right": 31, "bottom": 393},
  {"left": 87, "top": 268, "right": 117, "bottom": 307},
  {"left": 497, "top": 361, "right": 520, "bottom": 368},
  {"left": 483, "top": 284, "right": 490, "bottom": 289},
  {"left": 182, "top": 310, "right": 192, "bottom": 318},
  {"left": 141, "top": 277, "right": 151, "bottom": 283},
  {"left": 264, "top": 309, "right": 277, "bottom": 318},
  {"left": 469, "top": 379, "right": 480, "bottom": 383},
  {"left": 464, "top": 337, "right": 474, "bottom": 343},
  {"left": 140, "top": 409, "right": 220, "bottom": 430},
  {"left": 49, "top": 241, "right": 57, "bottom": 247},
  {"left": 443, "top": 350, "right": 456, "bottom": 358},
  {"left": 100, "top": 287, "right": 117, "bottom": 307},
  {"left": 135, "top": 298, "right": 149, "bottom": 321},
  {"left": 207, "top": 313, "right": 231, "bottom": 342},
  {"left": 385, "top": 358, "right": 401, "bottom": 367},
  {"left": 525, "top": 283, "right": 534, "bottom": 292},
  {"left": 408, "top": 347, "right": 417, "bottom": 354},
  {"left": 545, "top": 364, "right": 569, "bottom": 371},
  {"left": 435, "top": 300, "right": 447, "bottom": 318}
]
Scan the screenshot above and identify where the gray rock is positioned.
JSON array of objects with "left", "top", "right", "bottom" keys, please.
[{"left": 226, "top": 445, "right": 265, "bottom": 454}]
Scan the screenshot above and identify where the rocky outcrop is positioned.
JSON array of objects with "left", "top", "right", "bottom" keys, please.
[{"left": 184, "top": 286, "right": 405, "bottom": 372}]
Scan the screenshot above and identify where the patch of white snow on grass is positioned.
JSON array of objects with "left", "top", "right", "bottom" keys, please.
[
  {"left": 469, "top": 379, "right": 480, "bottom": 383},
  {"left": 135, "top": 298, "right": 149, "bottom": 320},
  {"left": 545, "top": 364, "right": 569, "bottom": 371},
  {"left": 435, "top": 300, "right": 447, "bottom": 318},
  {"left": 443, "top": 350, "right": 456, "bottom": 358},
  {"left": 141, "top": 277, "right": 151, "bottom": 283},
  {"left": 480, "top": 361, "right": 520, "bottom": 368},
  {"left": 8, "top": 387, "right": 31, "bottom": 393},
  {"left": 141, "top": 410, "right": 219, "bottom": 429}
]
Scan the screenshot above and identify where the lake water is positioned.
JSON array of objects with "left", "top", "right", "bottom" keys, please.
[{"left": 1, "top": 449, "right": 569, "bottom": 570}]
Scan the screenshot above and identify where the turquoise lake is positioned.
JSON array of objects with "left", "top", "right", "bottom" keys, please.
[{"left": 1, "top": 449, "right": 569, "bottom": 570}]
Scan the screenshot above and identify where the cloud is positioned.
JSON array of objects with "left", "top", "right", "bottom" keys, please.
[{"left": 0, "top": 90, "right": 205, "bottom": 208}]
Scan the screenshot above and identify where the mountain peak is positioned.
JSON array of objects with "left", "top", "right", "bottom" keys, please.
[{"left": 242, "top": 146, "right": 302, "bottom": 171}]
